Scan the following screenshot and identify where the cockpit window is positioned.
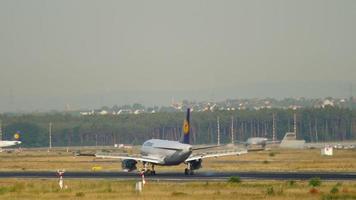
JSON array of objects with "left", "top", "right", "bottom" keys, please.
[{"left": 144, "top": 142, "right": 153, "bottom": 146}]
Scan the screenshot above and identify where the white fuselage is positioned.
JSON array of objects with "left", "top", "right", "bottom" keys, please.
[
  {"left": 0, "top": 140, "right": 21, "bottom": 148},
  {"left": 246, "top": 137, "right": 268, "bottom": 145},
  {"left": 141, "top": 139, "right": 192, "bottom": 165}
]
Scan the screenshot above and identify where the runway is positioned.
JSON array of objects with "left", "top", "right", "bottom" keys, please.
[{"left": 0, "top": 171, "right": 355, "bottom": 181}]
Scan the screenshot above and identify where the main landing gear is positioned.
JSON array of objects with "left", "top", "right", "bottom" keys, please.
[
  {"left": 184, "top": 159, "right": 202, "bottom": 175},
  {"left": 184, "top": 162, "right": 194, "bottom": 175},
  {"left": 151, "top": 164, "right": 156, "bottom": 175},
  {"left": 184, "top": 168, "right": 194, "bottom": 175},
  {"left": 141, "top": 162, "right": 156, "bottom": 175}
]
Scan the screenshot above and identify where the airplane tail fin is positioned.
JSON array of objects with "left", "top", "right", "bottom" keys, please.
[
  {"left": 182, "top": 108, "right": 190, "bottom": 144},
  {"left": 13, "top": 131, "right": 21, "bottom": 141}
]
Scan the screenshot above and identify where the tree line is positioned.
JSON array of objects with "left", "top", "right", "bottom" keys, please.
[{"left": 0, "top": 107, "right": 355, "bottom": 147}]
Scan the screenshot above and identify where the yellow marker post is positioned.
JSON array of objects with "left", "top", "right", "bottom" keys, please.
[{"left": 91, "top": 166, "right": 103, "bottom": 171}]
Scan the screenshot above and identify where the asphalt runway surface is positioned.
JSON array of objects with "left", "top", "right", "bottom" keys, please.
[{"left": 0, "top": 171, "right": 355, "bottom": 181}]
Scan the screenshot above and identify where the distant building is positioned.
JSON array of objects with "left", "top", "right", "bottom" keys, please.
[
  {"left": 117, "top": 109, "right": 132, "bottom": 115},
  {"left": 80, "top": 110, "right": 94, "bottom": 116},
  {"left": 322, "top": 99, "right": 334, "bottom": 108},
  {"left": 99, "top": 110, "right": 108, "bottom": 115},
  {"left": 134, "top": 109, "right": 144, "bottom": 115},
  {"left": 171, "top": 99, "right": 183, "bottom": 110},
  {"left": 321, "top": 146, "right": 333, "bottom": 156}
]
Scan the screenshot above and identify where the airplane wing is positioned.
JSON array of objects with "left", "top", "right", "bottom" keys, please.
[
  {"left": 266, "top": 140, "right": 280, "bottom": 144},
  {"left": 94, "top": 153, "right": 164, "bottom": 164},
  {"left": 191, "top": 145, "right": 220, "bottom": 151},
  {"left": 185, "top": 149, "right": 248, "bottom": 162},
  {"left": 234, "top": 141, "right": 248, "bottom": 145}
]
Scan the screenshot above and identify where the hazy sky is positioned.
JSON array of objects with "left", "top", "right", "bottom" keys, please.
[{"left": 0, "top": 0, "right": 355, "bottom": 112}]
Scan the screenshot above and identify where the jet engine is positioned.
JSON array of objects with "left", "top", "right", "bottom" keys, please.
[
  {"left": 188, "top": 159, "right": 202, "bottom": 170},
  {"left": 121, "top": 159, "right": 137, "bottom": 171}
]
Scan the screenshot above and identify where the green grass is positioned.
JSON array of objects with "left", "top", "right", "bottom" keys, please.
[
  {"left": 228, "top": 176, "right": 241, "bottom": 183},
  {"left": 309, "top": 177, "right": 322, "bottom": 187},
  {"left": 0, "top": 179, "right": 354, "bottom": 200}
]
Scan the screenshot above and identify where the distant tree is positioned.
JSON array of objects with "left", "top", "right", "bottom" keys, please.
[
  {"left": 4, "top": 122, "right": 46, "bottom": 147},
  {"left": 120, "top": 104, "right": 132, "bottom": 110},
  {"left": 132, "top": 103, "right": 145, "bottom": 110},
  {"left": 100, "top": 106, "right": 110, "bottom": 111},
  {"left": 112, "top": 105, "right": 120, "bottom": 112},
  {"left": 0, "top": 107, "right": 354, "bottom": 147}
]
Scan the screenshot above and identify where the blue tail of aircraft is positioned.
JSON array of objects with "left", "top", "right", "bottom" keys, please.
[{"left": 182, "top": 108, "right": 190, "bottom": 144}]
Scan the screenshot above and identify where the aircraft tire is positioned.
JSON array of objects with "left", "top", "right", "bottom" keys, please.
[{"left": 184, "top": 168, "right": 189, "bottom": 175}]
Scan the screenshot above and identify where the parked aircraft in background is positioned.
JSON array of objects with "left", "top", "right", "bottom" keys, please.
[
  {"left": 92, "top": 108, "right": 247, "bottom": 175},
  {"left": 237, "top": 137, "right": 279, "bottom": 149},
  {"left": 0, "top": 131, "right": 21, "bottom": 148}
]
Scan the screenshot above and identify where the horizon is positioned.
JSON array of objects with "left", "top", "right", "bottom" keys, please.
[
  {"left": 1, "top": 91, "right": 354, "bottom": 114},
  {"left": 0, "top": 80, "right": 354, "bottom": 112}
]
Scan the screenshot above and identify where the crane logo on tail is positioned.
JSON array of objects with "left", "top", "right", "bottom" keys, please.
[
  {"left": 183, "top": 120, "right": 189, "bottom": 135},
  {"left": 182, "top": 108, "right": 190, "bottom": 144},
  {"left": 14, "top": 131, "right": 20, "bottom": 140}
]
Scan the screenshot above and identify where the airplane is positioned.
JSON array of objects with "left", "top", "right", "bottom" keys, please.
[
  {"left": 90, "top": 108, "right": 247, "bottom": 175},
  {"left": 237, "top": 137, "right": 279, "bottom": 149},
  {"left": 0, "top": 131, "right": 21, "bottom": 148}
]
